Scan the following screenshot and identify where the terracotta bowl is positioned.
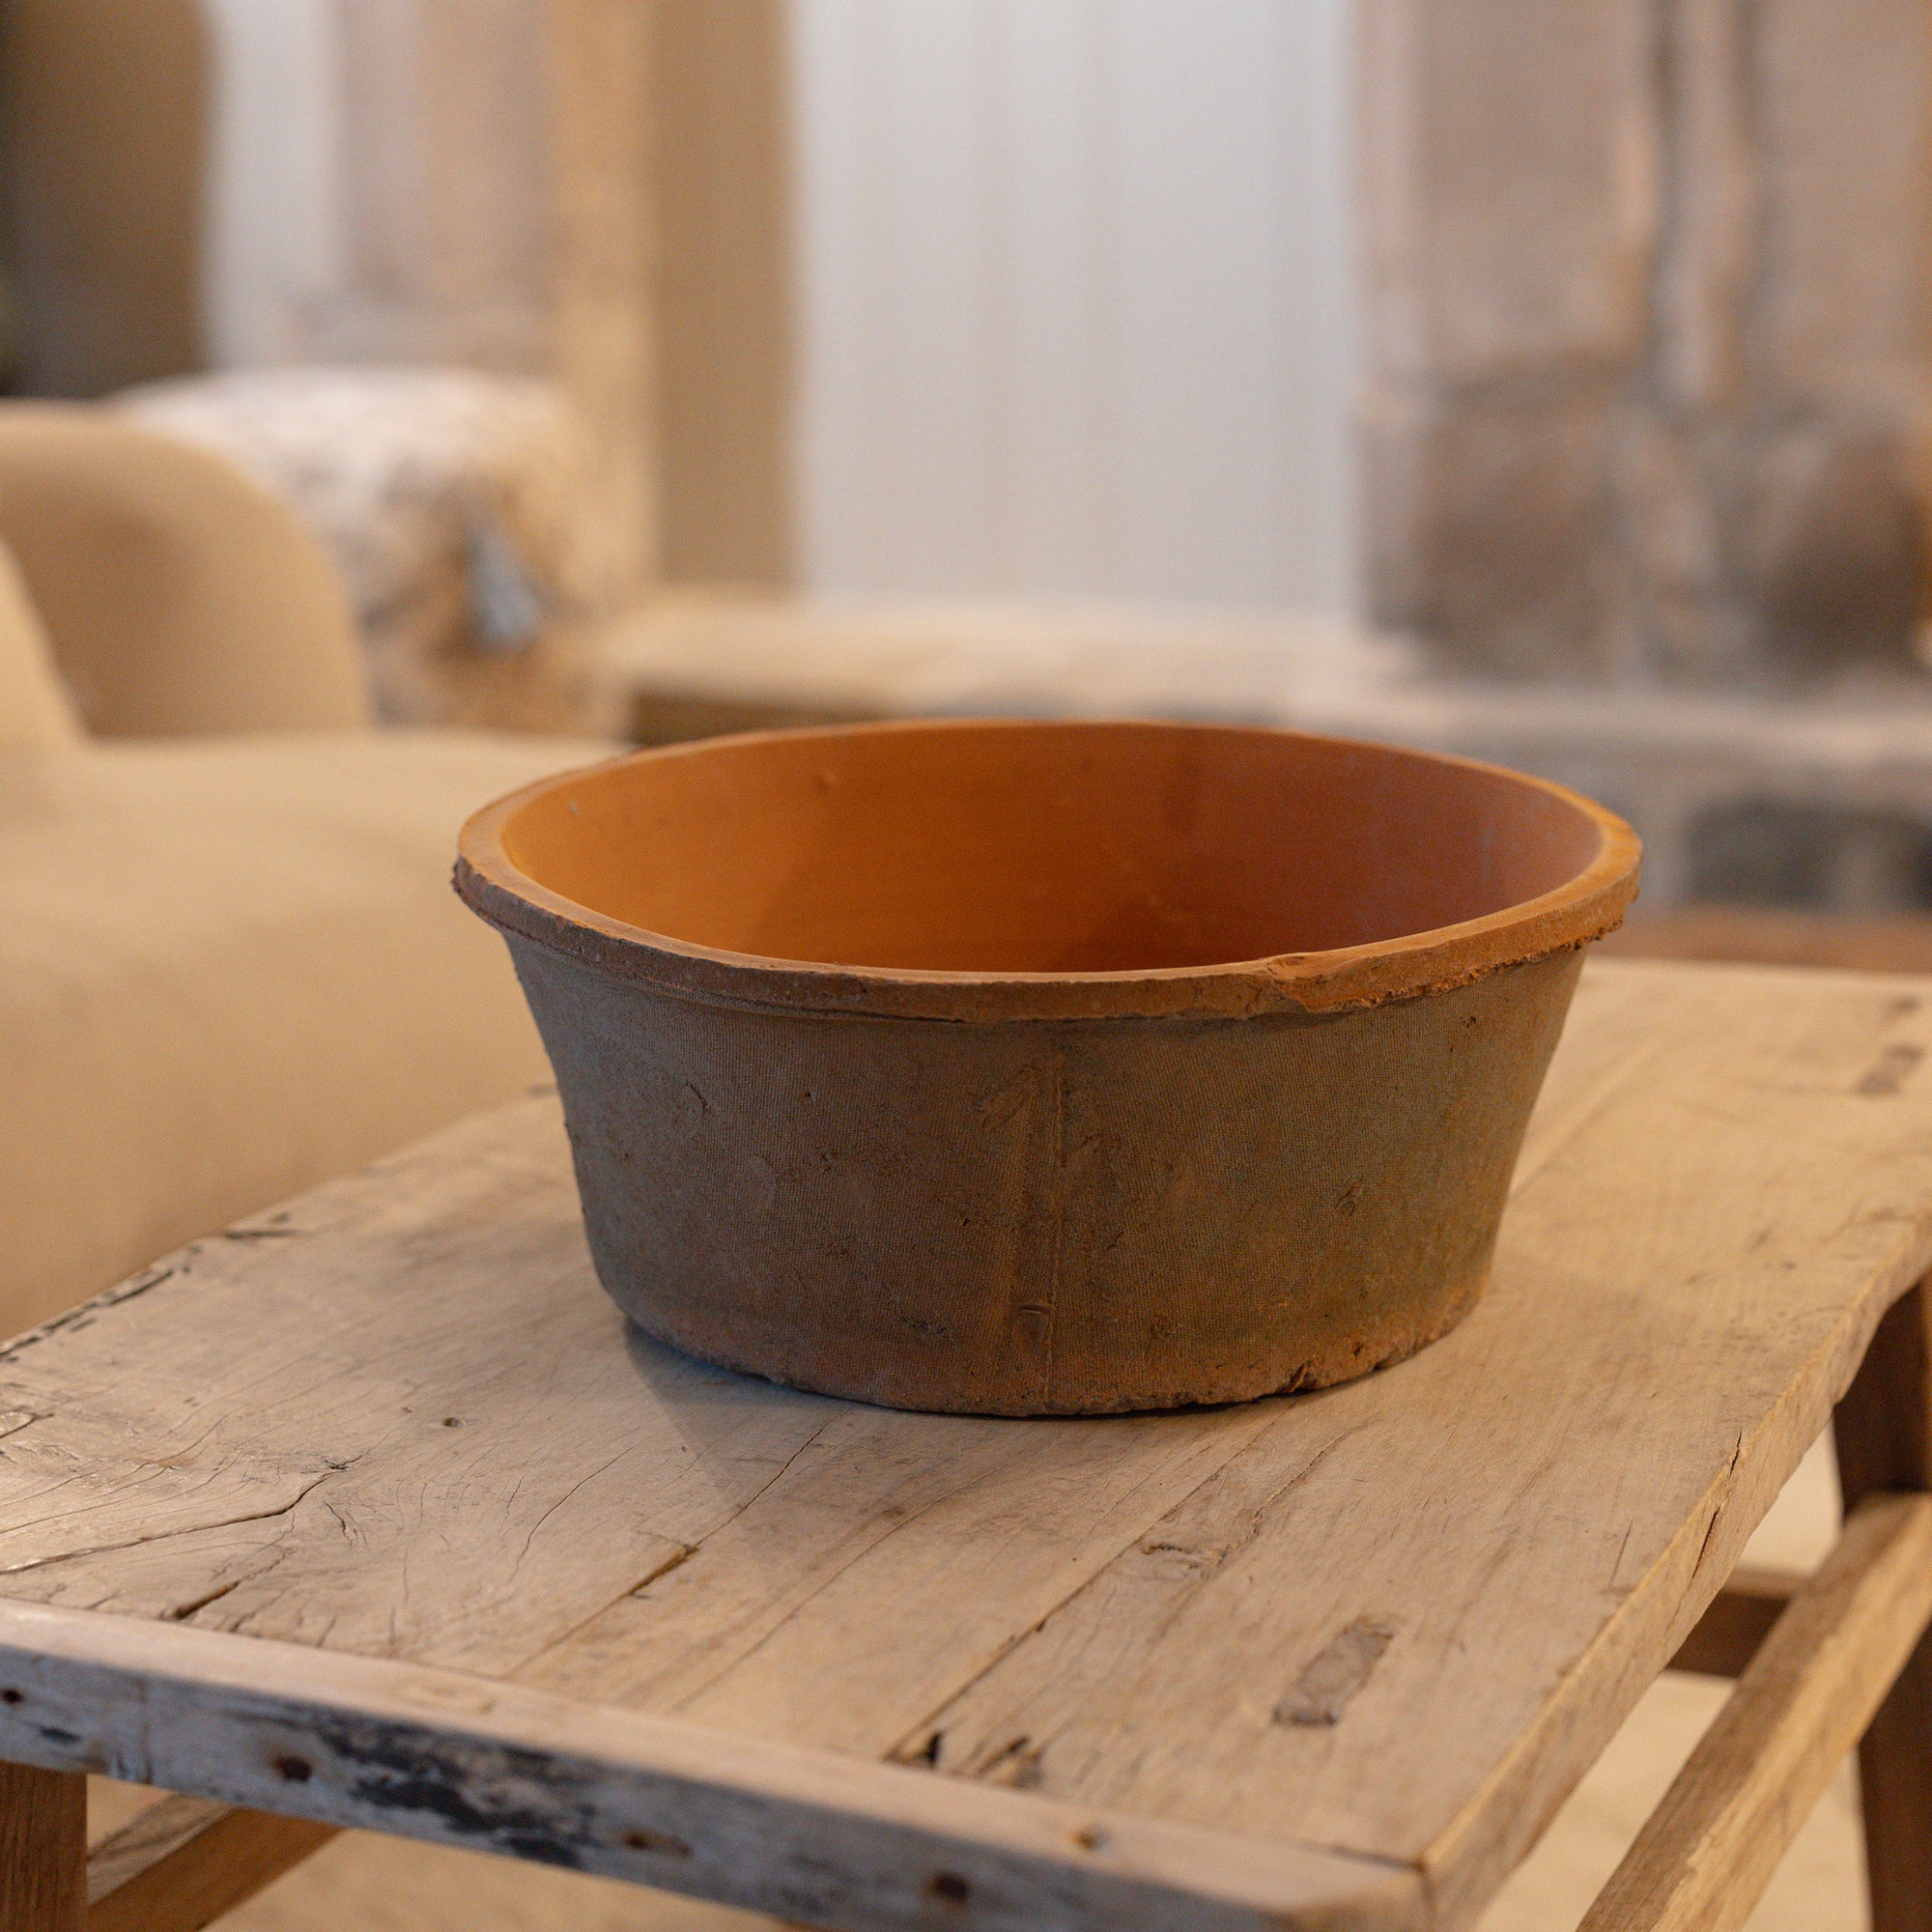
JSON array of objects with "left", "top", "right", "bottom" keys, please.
[{"left": 456, "top": 719, "right": 1639, "bottom": 1415}]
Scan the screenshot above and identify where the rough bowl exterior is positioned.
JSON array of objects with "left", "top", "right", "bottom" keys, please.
[{"left": 456, "top": 719, "right": 1640, "bottom": 1415}]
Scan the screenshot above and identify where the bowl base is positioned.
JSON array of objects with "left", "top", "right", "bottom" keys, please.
[{"left": 614, "top": 1263, "right": 1491, "bottom": 1418}]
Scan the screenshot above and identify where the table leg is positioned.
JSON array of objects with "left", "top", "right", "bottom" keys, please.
[
  {"left": 0, "top": 1761, "right": 85, "bottom": 1930},
  {"left": 1834, "top": 1277, "right": 1932, "bottom": 1931}
]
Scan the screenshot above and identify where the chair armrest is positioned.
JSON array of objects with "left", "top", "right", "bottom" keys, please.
[{"left": 0, "top": 404, "right": 371, "bottom": 737}]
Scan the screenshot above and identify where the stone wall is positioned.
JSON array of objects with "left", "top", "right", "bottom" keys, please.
[
  {"left": 311, "top": 0, "right": 554, "bottom": 374},
  {"left": 1360, "top": 0, "right": 1932, "bottom": 687}
]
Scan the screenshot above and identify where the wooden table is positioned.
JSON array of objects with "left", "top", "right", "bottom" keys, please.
[{"left": 3, "top": 959, "right": 1932, "bottom": 1932}]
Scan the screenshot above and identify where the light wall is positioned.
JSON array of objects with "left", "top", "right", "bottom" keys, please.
[
  {"left": 788, "top": 0, "right": 1360, "bottom": 614},
  {"left": 199, "top": 0, "right": 343, "bottom": 370}
]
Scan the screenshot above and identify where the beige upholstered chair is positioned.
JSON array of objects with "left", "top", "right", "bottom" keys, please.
[
  {"left": 0, "top": 404, "right": 370, "bottom": 738},
  {"left": 0, "top": 404, "right": 611, "bottom": 1335}
]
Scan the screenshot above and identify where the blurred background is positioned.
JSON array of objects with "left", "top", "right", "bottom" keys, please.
[{"left": 5, "top": 0, "right": 1932, "bottom": 942}]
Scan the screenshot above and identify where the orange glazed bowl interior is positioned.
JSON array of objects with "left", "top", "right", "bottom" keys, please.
[{"left": 459, "top": 719, "right": 1638, "bottom": 1020}]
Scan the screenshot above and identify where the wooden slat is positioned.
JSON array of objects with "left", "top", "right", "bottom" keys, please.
[
  {"left": 1833, "top": 1279, "right": 1932, "bottom": 1931},
  {"left": 1665, "top": 1569, "right": 1804, "bottom": 1678},
  {"left": 0, "top": 1599, "right": 1417, "bottom": 1932},
  {"left": 1579, "top": 1490, "right": 1932, "bottom": 1932},
  {"left": 0, "top": 963, "right": 1924, "bottom": 1932},
  {"left": 0, "top": 1760, "right": 84, "bottom": 1930},
  {"left": 86, "top": 1794, "right": 335, "bottom": 1932}
]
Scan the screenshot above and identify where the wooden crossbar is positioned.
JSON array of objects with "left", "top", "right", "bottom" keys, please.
[
  {"left": 1580, "top": 1490, "right": 1932, "bottom": 1932},
  {"left": 0, "top": 1762, "right": 83, "bottom": 1930},
  {"left": 86, "top": 1796, "right": 335, "bottom": 1932},
  {"left": 1666, "top": 1568, "right": 1804, "bottom": 1679}
]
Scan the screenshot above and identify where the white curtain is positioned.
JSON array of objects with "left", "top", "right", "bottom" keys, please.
[
  {"left": 789, "top": 0, "right": 1360, "bottom": 613},
  {"left": 198, "top": 0, "right": 345, "bottom": 369}
]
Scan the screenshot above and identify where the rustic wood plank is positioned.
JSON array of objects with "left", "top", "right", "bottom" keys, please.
[
  {"left": 1577, "top": 1490, "right": 1932, "bottom": 1932},
  {"left": 0, "top": 1760, "right": 84, "bottom": 1930},
  {"left": 1666, "top": 1569, "right": 1804, "bottom": 1678},
  {"left": 1833, "top": 1278, "right": 1932, "bottom": 1931},
  {"left": 0, "top": 1600, "right": 1417, "bottom": 1932},
  {"left": 0, "top": 1112, "right": 1283, "bottom": 1691},
  {"left": 86, "top": 1793, "right": 335, "bottom": 1932},
  {"left": 0, "top": 963, "right": 1924, "bottom": 1932}
]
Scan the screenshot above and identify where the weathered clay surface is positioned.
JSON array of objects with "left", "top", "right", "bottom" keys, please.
[{"left": 457, "top": 719, "right": 1639, "bottom": 1414}]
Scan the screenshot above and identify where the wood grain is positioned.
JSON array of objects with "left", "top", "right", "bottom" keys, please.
[
  {"left": 0, "top": 962, "right": 1924, "bottom": 1932},
  {"left": 0, "top": 1760, "right": 84, "bottom": 1930},
  {"left": 0, "top": 1600, "right": 1413, "bottom": 1932},
  {"left": 1577, "top": 1490, "right": 1932, "bottom": 1932},
  {"left": 86, "top": 1793, "right": 334, "bottom": 1932}
]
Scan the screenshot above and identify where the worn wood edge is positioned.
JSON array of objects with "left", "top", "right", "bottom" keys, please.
[
  {"left": 1664, "top": 1569, "right": 1805, "bottom": 1679},
  {"left": 1578, "top": 1491, "right": 1932, "bottom": 1932},
  {"left": 86, "top": 1793, "right": 336, "bottom": 1932},
  {"left": 0, "top": 1600, "right": 1421, "bottom": 1932},
  {"left": 1414, "top": 1247, "right": 1932, "bottom": 1932}
]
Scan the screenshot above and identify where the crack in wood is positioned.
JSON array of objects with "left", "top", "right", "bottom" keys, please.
[
  {"left": 963, "top": 1732, "right": 1046, "bottom": 1788},
  {"left": 891, "top": 1729, "right": 945, "bottom": 1769},
  {"left": 0, "top": 1471, "right": 336, "bottom": 1577},
  {"left": 167, "top": 1574, "right": 250, "bottom": 1622},
  {"left": 1690, "top": 1434, "right": 1748, "bottom": 1584},
  {"left": 629, "top": 1544, "right": 697, "bottom": 1595}
]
